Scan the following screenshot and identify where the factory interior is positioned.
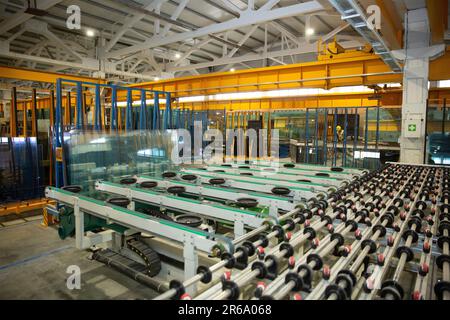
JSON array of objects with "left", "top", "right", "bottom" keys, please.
[{"left": 1, "top": 0, "right": 450, "bottom": 304}]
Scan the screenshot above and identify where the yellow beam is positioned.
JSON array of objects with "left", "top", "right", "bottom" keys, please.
[
  {"left": 0, "top": 66, "right": 105, "bottom": 84},
  {"left": 427, "top": 0, "right": 448, "bottom": 45},
  {"left": 10, "top": 87, "right": 17, "bottom": 137},
  {"left": 129, "top": 52, "right": 402, "bottom": 97},
  {"left": 177, "top": 90, "right": 403, "bottom": 111},
  {"left": 430, "top": 47, "right": 450, "bottom": 81},
  {"left": 375, "top": 0, "right": 404, "bottom": 49},
  {"left": 0, "top": 199, "right": 54, "bottom": 217},
  {"left": 1, "top": 50, "right": 450, "bottom": 100},
  {"left": 12, "top": 88, "right": 450, "bottom": 114},
  {"left": 125, "top": 51, "right": 450, "bottom": 99}
]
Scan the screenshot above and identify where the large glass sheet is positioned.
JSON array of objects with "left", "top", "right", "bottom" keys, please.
[
  {"left": 64, "top": 130, "right": 177, "bottom": 192},
  {"left": 428, "top": 133, "right": 450, "bottom": 165},
  {"left": 0, "top": 137, "right": 43, "bottom": 203},
  {"left": 426, "top": 99, "right": 450, "bottom": 165}
]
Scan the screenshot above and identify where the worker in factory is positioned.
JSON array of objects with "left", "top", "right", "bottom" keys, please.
[{"left": 336, "top": 125, "right": 344, "bottom": 142}]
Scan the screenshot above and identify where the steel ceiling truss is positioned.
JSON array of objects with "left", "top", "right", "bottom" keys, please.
[
  {"left": 0, "top": 0, "right": 371, "bottom": 83},
  {"left": 328, "top": 0, "right": 403, "bottom": 72}
]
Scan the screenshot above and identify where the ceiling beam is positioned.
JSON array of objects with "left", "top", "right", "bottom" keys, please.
[
  {"left": 0, "top": 50, "right": 157, "bottom": 80},
  {"left": 160, "top": 0, "right": 190, "bottom": 36},
  {"left": 219, "top": 0, "right": 243, "bottom": 15},
  {"left": 321, "top": 22, "right": 349, "bottom": 42},
  {"left": 103, "top": 1, "right": 324, "bottom": 59},
  {"left": 227, "top": 25, "right": 259, "bottom": 57},
  {"left": 260, "top": 0, "right": 281, "bottom": 12},
  {"left": 176, "top": 23, "right": 357, "bottom": 73},
  {"left": 269, "top": 22, "right": 302, "bottom": 46},
  {"left": 174, "top": 38, "right": 213, "bottom": 66},
  {"left": 165, "top": 40, "right": 362, "bottom": 73},
  {"left": 0, "top": 66, "right": 104, "bottom": 83},
  {"left": 0, "top": 0, "right": 63, "bottom": 34}
]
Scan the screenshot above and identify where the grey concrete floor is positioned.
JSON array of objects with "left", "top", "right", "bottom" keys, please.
[{"left": 0, "top": 218, "right": 158, "bottom": 300}]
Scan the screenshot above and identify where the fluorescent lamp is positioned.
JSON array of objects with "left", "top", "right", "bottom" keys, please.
[
  {"left": 90, "top": 138, "right": 106, "bottom": 144},
  {"left": 306, "top": 28, "right": 314, "bottom": 36},
  {"left": 354, "top": 151, "right": 380, "bottom": 159},
  {"left": 112, "top": 86, "right": 377, "bottom": 107}
]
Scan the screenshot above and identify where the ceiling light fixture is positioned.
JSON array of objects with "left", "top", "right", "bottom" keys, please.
[
  {"left": 306, "top": 28, "right": 315, "bottom": 36},
  {"left": 86, "top": 29, "right": 95, "bottom": 37}
]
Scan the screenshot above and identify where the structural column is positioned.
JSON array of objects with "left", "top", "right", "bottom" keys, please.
[{"left": 400, "top": 8, "right": 431, "bottom": 164}]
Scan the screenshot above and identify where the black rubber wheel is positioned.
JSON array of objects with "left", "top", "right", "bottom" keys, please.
[
  {"left": 239, "top": 165, "right": 250, "bottom": 169},
  {"left": 214, "top": 170, "right": 226, "bottom": 173},
  {"left": 221, "top": 164, "right": 232, "bottom": 167},
  {"left": 271, "top": 187, "right": 291, "bottom": 195},
  {"left": 316, "top": 173, "right": 330, "bottom": 177},
  {"left": 106, "top": 197, "right": 130, "bottom": 208},
  {"left": 283, "top": 163, "right": 295, "bottom": 168},
  {"left": 167, "top": 186, "right": 186, "bottom": 195},
  {"left": 61, "top": 185, "right": 82, "bottom": 194},
  {"left": 209, "top": 178, "right": 226, "bottom": 185},
  {"left": 175, "top": 214, "right": 203, "bottom": 228},
  {"left": 331, "top": 167, "right": 344, "bottom": 172},
  {"left": 298, "top": 179, "right": 312, "bottom": 183},
  {"left": 140, "top": 181, "right": 158, "bottom": 189},
  {"left": 120, "top": 177, "right": 137, "bottom": 185},
  {"left": 236, "top": 198, "right": 258, "bottom": 208},
  {"left": 182, "top": 174, "right": 197, "bottom": 181},
  {"left": 162, "top": 172, "right": 177, "bottom": 178},
  {"left": 240, "top": 172, "right": 253, "bottom": 176}
]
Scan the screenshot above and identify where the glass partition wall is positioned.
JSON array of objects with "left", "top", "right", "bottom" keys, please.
[
  {"left": 426, "top": 98, "right": 450, "bottom": 165},
  {"left": 225, "top": 106, "right": 402, "bottom": 170}
]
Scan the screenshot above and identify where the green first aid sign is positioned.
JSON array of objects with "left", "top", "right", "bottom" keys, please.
[{"left": 408, "top": 124, "right": 417, "bottom": 132}]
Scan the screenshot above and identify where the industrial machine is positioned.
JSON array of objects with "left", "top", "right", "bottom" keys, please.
[{"left": 45, "top": 162, "right": 450, "bottom": 300}]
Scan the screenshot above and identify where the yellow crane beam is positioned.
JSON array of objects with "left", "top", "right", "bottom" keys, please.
[
  {"left": 16, "top": 88, "right": 450, "bottom": 113},
  {"left": 128, "top": 52, "right": 402, "bottom": 97},
  {"left": 375, "top": 0, "right": 404, "bottom": 50},
  {"left": 127, "top": 51, "right": 450, "bottom": 98},
  {"left": 0, "top": 66, "right": 105, "bottom": 84},
  {"left": 2, "top": 51, "right": 450, "bottom": 100},
  {"left": 177, "top": 91, "right": 403, "bottom": 111},
  {"left": 426, "top": 0, "right": 448, "bottom": 45}
]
